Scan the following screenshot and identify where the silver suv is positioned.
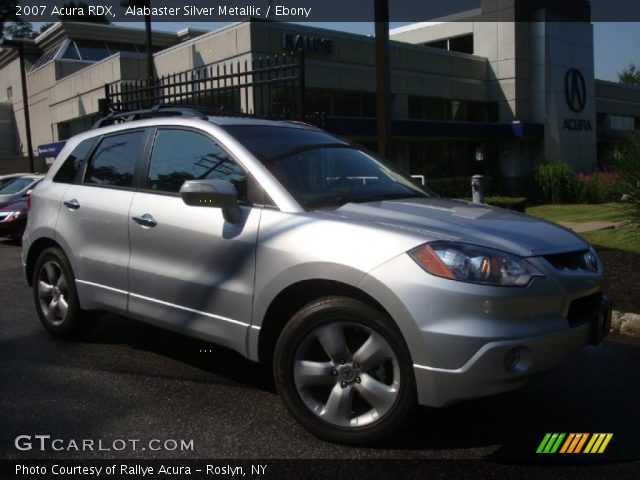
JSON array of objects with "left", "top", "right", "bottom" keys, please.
[{"left": 23, "top": 110, "right": 611, "bottom": 444}]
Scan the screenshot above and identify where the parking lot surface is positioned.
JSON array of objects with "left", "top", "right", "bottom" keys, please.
[{"left": 1, "top": 240, "right": 639, "bottom": 462}]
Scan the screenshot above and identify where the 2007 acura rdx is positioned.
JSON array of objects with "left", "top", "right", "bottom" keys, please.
[{"left": 22, "top": 109, "right": 611, "bottom": 444}]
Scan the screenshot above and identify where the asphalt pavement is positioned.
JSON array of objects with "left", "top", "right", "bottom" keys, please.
[{"left": 1, "top": 239, "right": 639, "bottom": 464}]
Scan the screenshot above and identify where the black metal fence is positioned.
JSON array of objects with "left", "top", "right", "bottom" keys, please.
[{"left": 101, "top": 51, "right": 305, "bottom": 120}]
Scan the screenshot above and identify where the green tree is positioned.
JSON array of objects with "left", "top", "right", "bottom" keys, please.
[
  {"left": 3, "top": 21, "right": 35, "bottom": 39},
  {"left": 0, "top": 1, "right": 23, "bottom": 39},
  {"left": 612, "top": 134, "right": 640, "bottom": 222},
  {"left": 618, "top": 63, "right": 640, "bottom": 87}
]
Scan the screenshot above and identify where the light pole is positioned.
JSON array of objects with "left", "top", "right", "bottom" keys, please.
[
  {"left": 374, "top": 0, "right": 391, "bottom": 161},
  {"left": 0, "top": 37, "right": 35, "bottom": 172},
  {"left": 121, "top": 0, "right": 154, "bottom": 81}
]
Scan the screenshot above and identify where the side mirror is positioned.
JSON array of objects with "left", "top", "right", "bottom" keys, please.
[{"left": 179, "top": 179, "right": 242, "bottom": 223}]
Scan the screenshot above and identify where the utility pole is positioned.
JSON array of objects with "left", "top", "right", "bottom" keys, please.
[
  {"left": 144, "top": 12, "right": 153, "bottom": 81},
  {"left": 374, "top": 0, "right": 391, "bottom": 160},
  {"left": 121, "top": 0, "right": 154, "bottom": 81},
  {"left": 1, "top": 38, "right": 35, "bottom": 172}
]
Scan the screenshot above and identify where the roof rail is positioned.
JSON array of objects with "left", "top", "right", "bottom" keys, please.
[{"left": 92, "top": 105, "right": 208, "bottom": 129}]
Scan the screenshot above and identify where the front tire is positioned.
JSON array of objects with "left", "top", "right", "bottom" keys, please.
[
  {"left": 274, "top": 296, "right": 416, "bottom": 444},
  {"left": 32, "top": 247, "right": 95, "bottom": 338}
]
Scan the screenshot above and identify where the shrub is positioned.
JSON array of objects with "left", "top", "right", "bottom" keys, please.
[
  {"left": 485, "top": 196, "right": 527, "bottom": 212},
  {"left": 427, "top": 176, "right": 494, "bottom": 198},
  {"left": 534, "top": 162, "right": 578, "bottom": 203},
  {"left": 576, "top": 169, "right": 628, "bottom": 203},
  {"left": 609, "top": 134, "right": 640, "bottom": 221}
]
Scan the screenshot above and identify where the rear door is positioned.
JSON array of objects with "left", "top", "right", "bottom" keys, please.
[
  {"left": 127, "top": 127, "right": 262, "bottom": 354},
  {"left": 55, "top": 129, "right": 148, "bottom": 314}
]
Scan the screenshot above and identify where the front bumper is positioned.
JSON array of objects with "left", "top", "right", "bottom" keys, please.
[
  {"left": 359, "top": 251, "right": 609, "bottom": 408},
  {"left": 413, "top": 294, "right": 611, "bottom": 407},
  {"left": 0, "top": 217, "right": 26, "bottom": 237}
]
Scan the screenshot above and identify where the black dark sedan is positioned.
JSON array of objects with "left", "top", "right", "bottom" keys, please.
[
  {"left": 0, "top": 175, "right": 43, "bottom": 208},
  {"left": 0, "top": 199, "right": 28, "bottom": 239}
]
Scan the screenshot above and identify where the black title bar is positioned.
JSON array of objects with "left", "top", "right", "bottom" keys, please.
[{"left": 5, "top": 0, "right": 640, "bottom": 23}]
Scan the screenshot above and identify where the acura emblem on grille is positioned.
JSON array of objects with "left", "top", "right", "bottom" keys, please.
[{"left": 583, "top": 252, "right": 597, "bottom": 272}]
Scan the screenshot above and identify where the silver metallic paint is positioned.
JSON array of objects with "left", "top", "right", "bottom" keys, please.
[{"left": 24, "top": 117, "right": 605, "bottom": 408}]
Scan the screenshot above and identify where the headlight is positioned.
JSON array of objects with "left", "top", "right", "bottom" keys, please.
[
  {"left": 1, "top": 211, "right": 22, "bottom": 222},
  {"left": 409, "top": 241, "right": 544, "bottom": 287}
]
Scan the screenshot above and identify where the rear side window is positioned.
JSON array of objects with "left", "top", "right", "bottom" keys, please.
[
  {"left": 84, "top": 131, "right": 144, "bottom": 188},
  {"left": 147, "top": 129, "right": 249, "bottom": 199},
  {"left": 53, "top": 138, "right": 95, "bottom": 184}
]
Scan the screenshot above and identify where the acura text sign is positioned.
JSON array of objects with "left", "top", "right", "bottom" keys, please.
[
  {"left": 282, "top": 33, "right": 333, "bottom": 54},
  {"left": 563, "top": 68, "right": 592, "bottom": 131}
]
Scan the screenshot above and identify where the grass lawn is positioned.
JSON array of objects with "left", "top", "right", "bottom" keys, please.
[
  {"left": 581, "top": 226, "right": 640, "bottom": 255},
  {"left": 526, "top": 203, "right": 640, "bottom": 254},
  {"left": 525, "top": 203, "right": 631, "bottom": 223}
]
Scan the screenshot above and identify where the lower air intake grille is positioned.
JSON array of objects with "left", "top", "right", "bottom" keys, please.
[{"left": 567, "top": 292, "right": 603, "bottom": 327}]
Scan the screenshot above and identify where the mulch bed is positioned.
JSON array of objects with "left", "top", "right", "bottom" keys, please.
[{"left": 597, "top": 248, "right": 640, "bottom": 313}]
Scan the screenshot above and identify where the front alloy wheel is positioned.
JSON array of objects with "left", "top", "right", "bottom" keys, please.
[
  {"left": 274, "top": 296, "right": 416, "bottom": 444},
  {"left": 294, "top": 321, "right": 400, "bottom": 428}
]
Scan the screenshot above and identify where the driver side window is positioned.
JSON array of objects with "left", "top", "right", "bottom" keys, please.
[{"left": 147, "top": 129, "right": 249, "bottom": 200}]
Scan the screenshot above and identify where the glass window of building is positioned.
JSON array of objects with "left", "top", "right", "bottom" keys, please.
[
  {"left": 610, "top": 115, "right": 635, "bottom": 131},
  {"left": 75, "top": 40, "right": 111, "bottom": 62}
]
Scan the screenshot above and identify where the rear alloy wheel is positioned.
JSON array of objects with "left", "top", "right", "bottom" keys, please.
[
  {"left": 33, "top": 247, "right": 95, "bottom": 338},
  {"left": 274, "top": 296, "right": 416, "bottom": 444}
]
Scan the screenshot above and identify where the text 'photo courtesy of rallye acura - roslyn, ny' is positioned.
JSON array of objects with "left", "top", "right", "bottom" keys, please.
[{"left": 22, "top": 107, "right": 612, "bottom": 444}]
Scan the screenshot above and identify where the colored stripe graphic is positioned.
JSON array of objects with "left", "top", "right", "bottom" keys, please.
[
  {"left": 536, "top": 433, "right": 565, "bottom": 453},
  {"left": 536, "top": 433, "right": 552, "bottom": 453},
  {"left": 584, "top": 433, "right": 614, "bottom": 454},
  {"left": 537, "top": 433, "right": 613, "bottom": 454}
]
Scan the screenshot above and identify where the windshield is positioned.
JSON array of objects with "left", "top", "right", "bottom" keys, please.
[
  {"left": 222, "top": 125, "right": 429, "bottom": 209},
  {"left": 0, "top": 177, "right": 35, "bottom": 194}
]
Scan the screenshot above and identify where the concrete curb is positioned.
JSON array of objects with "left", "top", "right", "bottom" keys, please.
[
  {"left": 611, "top": 310, "right": 640, "bottom": 337},
  {"left": 558, "top": 220, "right": 628, "bottom": 234}
]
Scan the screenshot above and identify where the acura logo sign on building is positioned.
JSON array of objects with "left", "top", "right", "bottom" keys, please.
[
  {"left": 565, "top": 68, "right": 587, "bottom": 113},
  {"left": 563, "top": 68, "right": 592, "bottom": 131}
]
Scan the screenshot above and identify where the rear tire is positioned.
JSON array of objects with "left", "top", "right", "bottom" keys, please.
[
  {"left": 32, "top": 247, "right": 95, "bottom": 339},
  {"left": 274, "top": 296, "right": 416, "bottom": 445}
]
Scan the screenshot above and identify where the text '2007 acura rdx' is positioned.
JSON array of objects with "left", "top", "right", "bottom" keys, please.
[{"left": 22, "top": 108, "right": 611, "bottom": 444}]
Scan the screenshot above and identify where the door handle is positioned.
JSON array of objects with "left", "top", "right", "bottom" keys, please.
[
  {"left": 132, "top": 214, "right": 157, "bottom": 228},
  {"left": 63, "top": 199, "right": 80, "bottom": 210}
]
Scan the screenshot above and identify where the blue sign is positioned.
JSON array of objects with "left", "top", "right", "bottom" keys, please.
[{"left": 37, "top": 141, "right": 66, "bottom": 157}]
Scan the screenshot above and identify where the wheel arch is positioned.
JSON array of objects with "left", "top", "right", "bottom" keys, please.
[
  {"left": 256, "top": 279, "right": 397, "bottom": 368},
  {"left": 25, "top": 237, "right": 63, "bottom": 286}
]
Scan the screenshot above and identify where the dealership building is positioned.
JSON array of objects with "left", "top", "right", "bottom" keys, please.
[{"left": 1, "top": 0, "right": 639, "bottom": 189}]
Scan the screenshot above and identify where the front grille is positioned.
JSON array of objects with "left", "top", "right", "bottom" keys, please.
[
  {"left": 567, "top": 292, "right": 603, "bottom": 327},
  {"left": 544, "top": 250, "right": 596, "bottom": 273}
]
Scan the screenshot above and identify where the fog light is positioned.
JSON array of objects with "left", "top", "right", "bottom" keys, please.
[{"left": 504, "top": 347, "right": 533, "bottom": 373}]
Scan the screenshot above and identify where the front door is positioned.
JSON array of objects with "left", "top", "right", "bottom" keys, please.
[{"left": 127, "top": 128, "right": 261, "bottom": 354}]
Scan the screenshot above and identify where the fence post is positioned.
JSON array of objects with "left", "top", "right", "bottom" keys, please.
[
  {"left": 98, "top": 83, "right": 110, "bottom": 115},
  {"left": 297, "top": 48, "right": 305, "bottom": 121}
]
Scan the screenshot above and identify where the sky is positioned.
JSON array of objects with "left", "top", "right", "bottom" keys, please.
[{"left": 30, "top": 21, "right": 639, "bottom": 81}]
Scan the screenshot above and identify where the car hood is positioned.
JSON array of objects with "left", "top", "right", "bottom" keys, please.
[
  {"left": 0, "top": 193, "right": 21, "bottom": 207},
  {"left": 326, "top": 197, "right": 588, "bottom": 257},
  {"left": 0, "top": 199, "right": 27, "bottom": 213}
]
